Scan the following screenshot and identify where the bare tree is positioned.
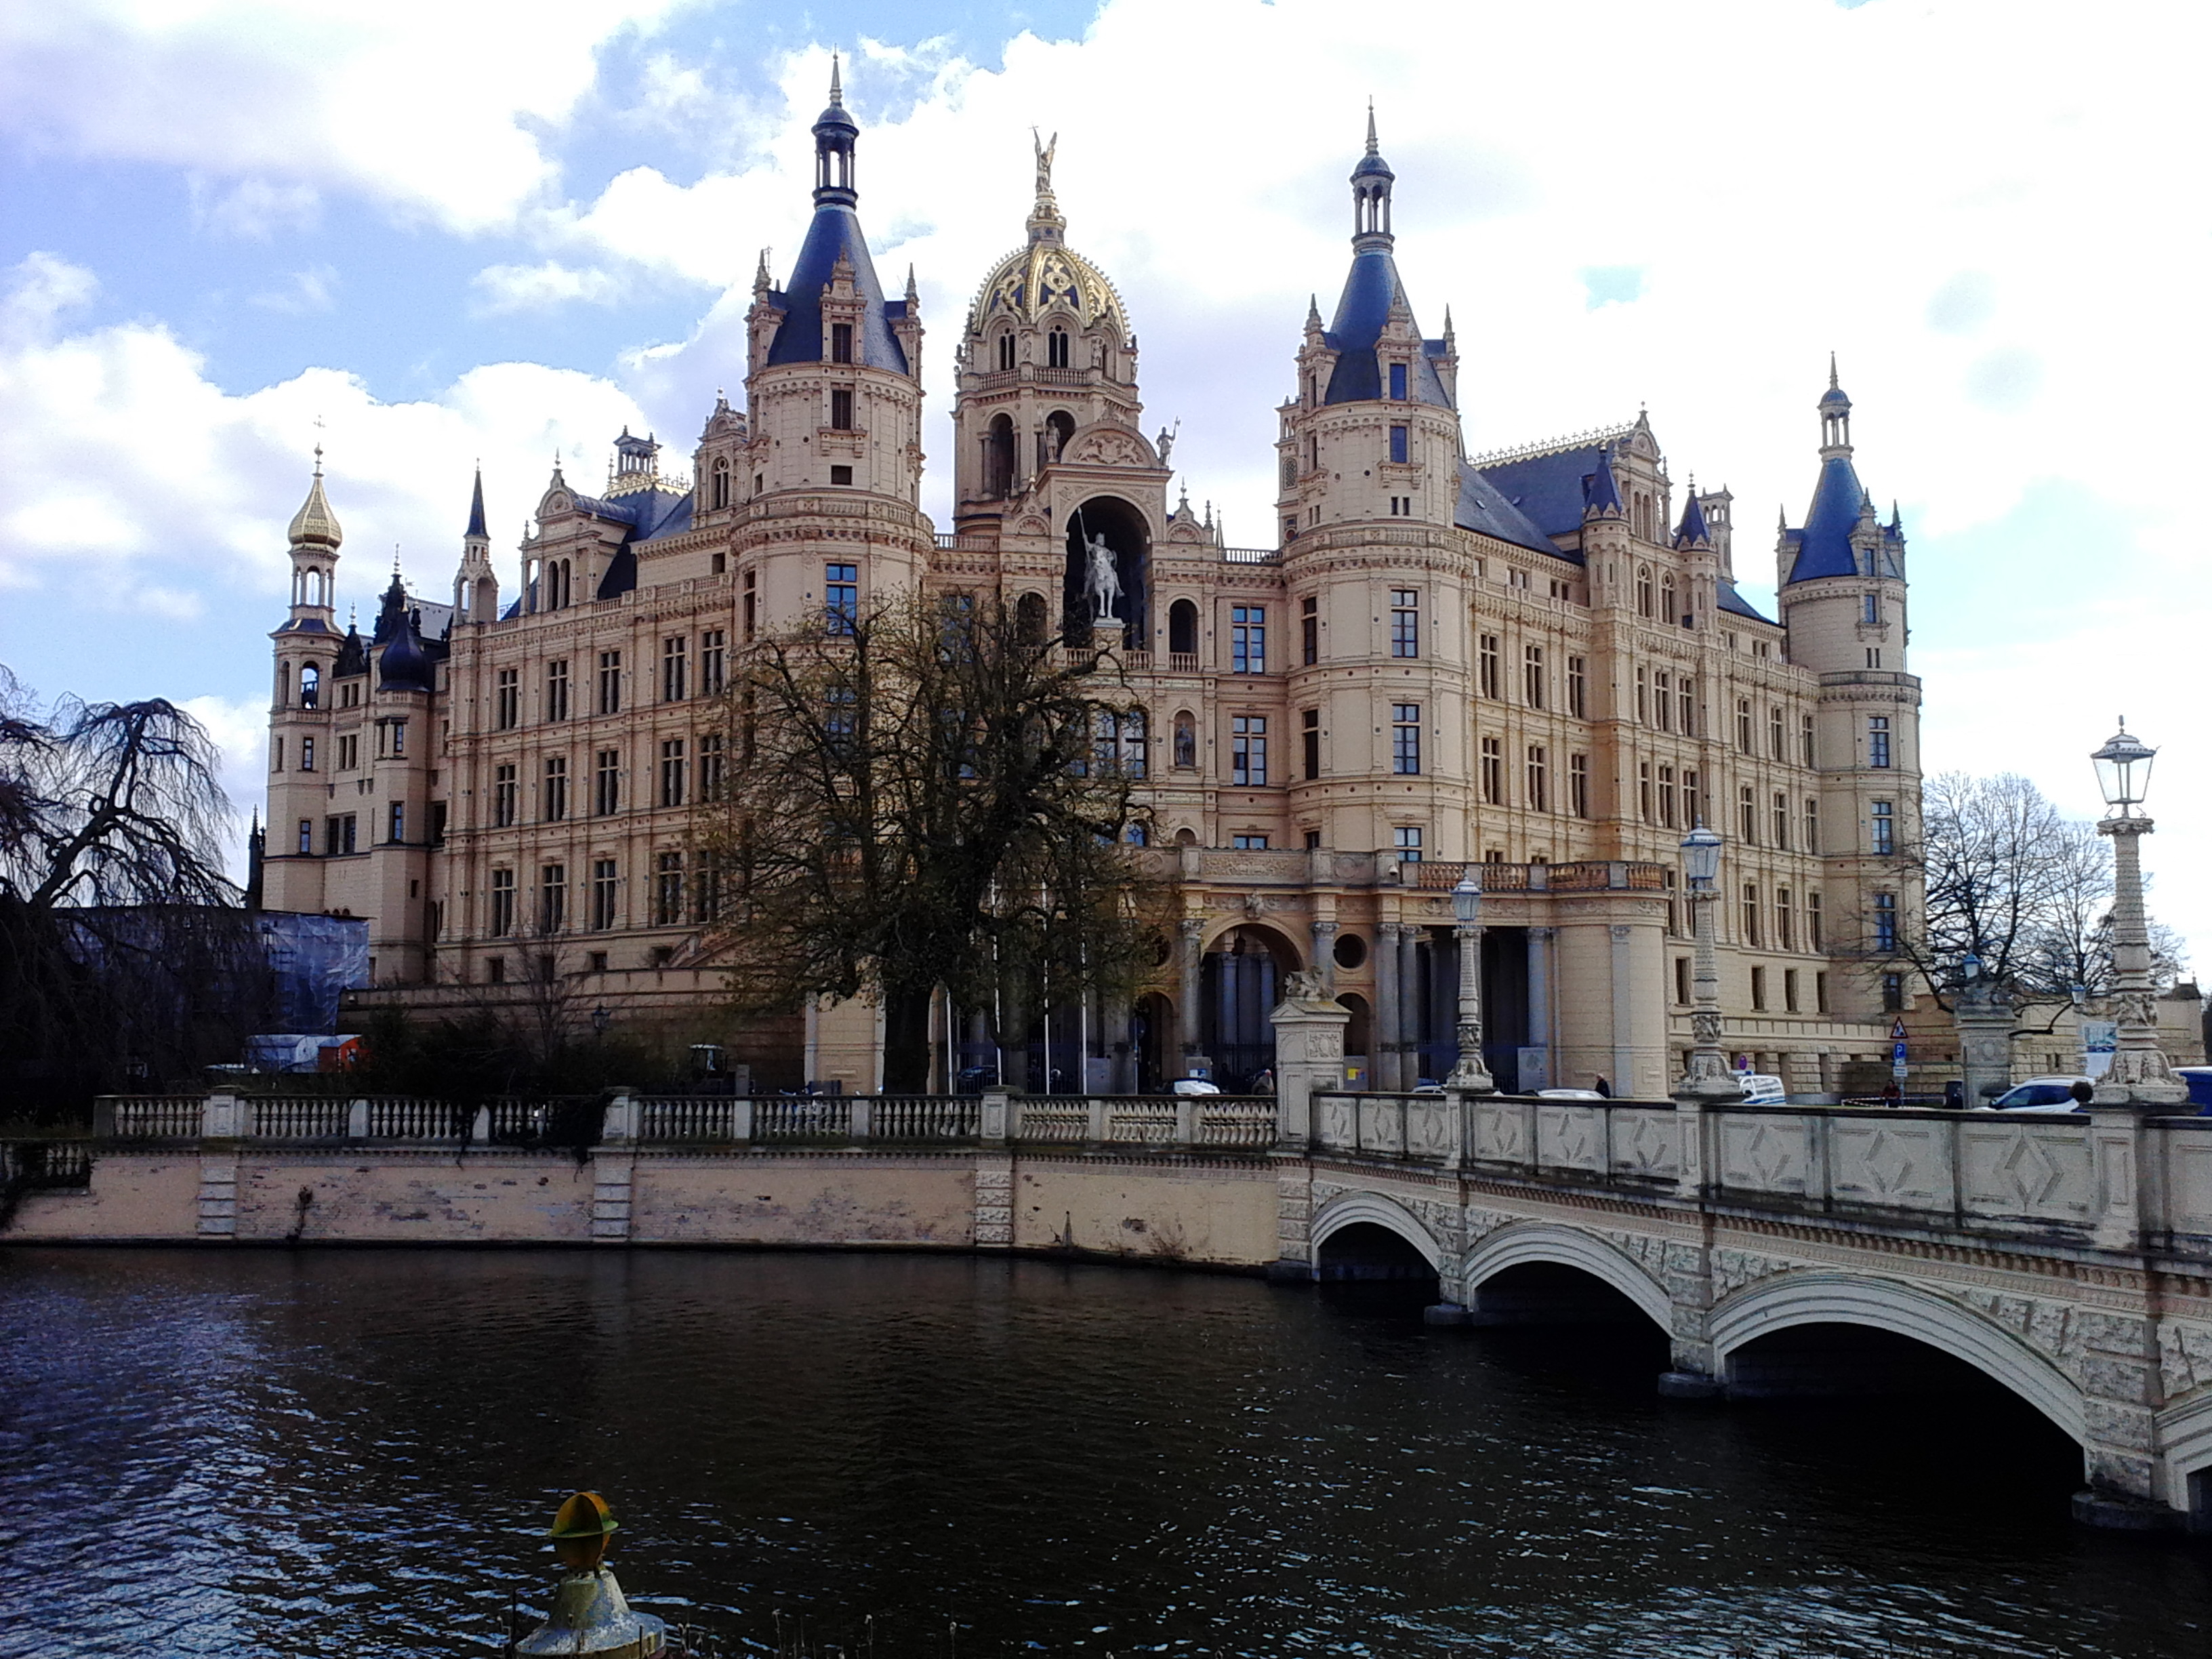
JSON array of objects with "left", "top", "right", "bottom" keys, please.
[
  {"left": 0, "top": 668, "right": 262, "bottom": 1113},
  {"left": 1900, "top": 770, "right": 2187, "bottom": 1019},
  {"left": 699, "top": 595, "right": 1169, "bottom": 1091}
]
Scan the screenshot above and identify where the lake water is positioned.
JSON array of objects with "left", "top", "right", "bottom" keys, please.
[{"left": 3, "top": 1248, "right": 2209, "bottom": 1657}]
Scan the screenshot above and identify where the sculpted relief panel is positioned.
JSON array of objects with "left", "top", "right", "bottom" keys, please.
[
  {"left": 1718, "top": 1114, "right": 1810, "bottom": 1195},
  {"left": 1607, "top": 1109, "right": 1681, "bottom": 1180},
  {"left": 1959, "top": 1122, "right": 2095, "bottom": 1224},
  {"left": 1830, "top": 1120, "right": 1949, "bottom": 1209}
]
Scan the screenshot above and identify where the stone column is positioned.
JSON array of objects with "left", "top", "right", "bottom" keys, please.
[
  {"left": 2094, "top": 816, "right": 2189, "bottom": 1109},
  {"left": 1311, "top": 918, "right": 1339, "bottom": 995},
  {"left": 1374, "top": 922, "right": 1402, "bottom": 1092},
  {"left": 1178, "top": 916, "right": 1208, "bottom": 1080},
  {"left": 1399, "top": 926, "right": 1422, "bottom": 1087},
  {"left": 1525, "top": 927, "right": 1554, "bottom": 1092},
  {"left": 1954, "top": 976, "right": 2014, "bottom": 1108}
]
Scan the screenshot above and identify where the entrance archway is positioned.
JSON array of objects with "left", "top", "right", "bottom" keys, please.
[
  {"left": 1201, "top": 923, "right": 1300, "bottom": 1092},
  {"left": 1064, "top": 495, "right": 1148, "bottom": 649}
]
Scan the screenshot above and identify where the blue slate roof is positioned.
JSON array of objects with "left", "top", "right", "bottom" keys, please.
[
  {"left": 1784, "top": 453, "right": 1906, "bottom": 583},
  {"left": 1717, "top": 578, "right": 1774, "bottom": 623},
  {"left": 1675, "top": 490, "right": 1711, "bottom": 547},
  {"left": 764, "top": 203, "right": 908, "bottom": 373},
  {"left": 377, "top": 611, "right": 436, "bottom": 693},
  {"left": 1454, "top": 462, "right": 1572, "bottom": 560},
  {"left": 1581, "top": 448, "right": 1622, "bottom": 517},
  {"left": 1321, "top": 247, "right": 1451, "bottom": 407},
  {"left": 466, "top": 470, "right": 487, "bottom": 539},
  {"left": 1475, "top": 444, "right": 1617, "bottom": 541}
]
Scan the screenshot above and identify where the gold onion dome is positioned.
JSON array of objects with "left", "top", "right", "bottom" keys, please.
[
  {"left": 968, "top": 138, "right": 1128, "bottom": 340},
  {"left": 288, "top": 448, "right": 343, "bottom": 548}
]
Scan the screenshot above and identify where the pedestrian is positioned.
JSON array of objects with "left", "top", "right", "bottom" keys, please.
[
  {"left": 1944, "top": 1079, "right": 1964, "bottom": 1109},
  {"left": 1882, "top": 1079, "right": 1902, "bottom": 1107},
  {"left": 1250, "top": 1067, "right": 1275, "bottom": 1096},
  {"left": 2070, "top": 1079, "right": 2095, "bottom": 1107},
  {"left": 1593, "top": 1076, "right": 1611, "bottom": 1098}
]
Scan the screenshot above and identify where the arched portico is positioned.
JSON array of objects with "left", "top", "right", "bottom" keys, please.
[
  {"left": 1460, "top": 1221, "right": 1675, "bottom": 1333},
  {"left": 1708, "top": 1271, "right": 2089, "bottom": 1445}
]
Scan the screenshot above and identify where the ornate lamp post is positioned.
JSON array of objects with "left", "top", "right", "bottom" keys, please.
[
  {"left": 1444, "top": 872, "right": 1495, "bottom": 1092},
  {"left": 1678, "top": 823, "right": 1738, "bottom": 1100},
  {"left": 2089, "top": 722, "right": 2186, "bottom": 1107}
]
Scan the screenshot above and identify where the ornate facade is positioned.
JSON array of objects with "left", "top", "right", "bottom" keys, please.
[{"left": 263, "top": 75, "right": 1926, "bottom": 1096}]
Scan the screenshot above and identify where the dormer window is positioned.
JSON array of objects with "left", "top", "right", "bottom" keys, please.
[
  {"left": 1389, "top": 361, "right": 1407, "bottom": 401},
  {"left": 830, "top": 322, "right": 853, "bottom": 364},
  {"left": 1046, "top": 327, "right": 1070, "bottom": 369}
]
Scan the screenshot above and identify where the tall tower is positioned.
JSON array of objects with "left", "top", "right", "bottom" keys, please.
[
  {"left": 264, "top": 453, "right": 344, "bottom": 914},
  {"left": 451, "top": 467, "right": 499, "bottom": 624},
  {"left": 737, "top": 59, "right": 929, "bottom": 630},
  {"left": 1778, "top": 363, "right": 1922, "bottom": 1018}
]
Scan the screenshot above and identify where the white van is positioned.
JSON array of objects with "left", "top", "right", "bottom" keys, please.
[{"left": 1735, "top": 1073, "right": 1787, "bottom": 1105}]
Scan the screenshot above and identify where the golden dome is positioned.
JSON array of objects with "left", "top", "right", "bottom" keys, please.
[
  {"left": 287, "top": 449, "right": 343, "bottom": 549},
  {"left": 968, "top": 141, "right": 1129, "bottom": 340}
]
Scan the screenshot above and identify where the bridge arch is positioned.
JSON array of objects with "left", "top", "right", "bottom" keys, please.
[
  {"left": 1708, "top": 1271, "right": 2088, "bottom": 1444},
  {"left": 2154, "top": 1389, "right": 2212, "bottom": 1518},
  {"left": 1460, "top": 1222, "right": 1674, "bottom": 1334},
  {"left": 1309, "top": 1191, "right": 1442, "bottom": 1270}
]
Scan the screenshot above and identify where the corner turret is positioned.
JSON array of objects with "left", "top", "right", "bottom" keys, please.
[{"left": 453, "top": 466, "right": 499, "bottom": 624}]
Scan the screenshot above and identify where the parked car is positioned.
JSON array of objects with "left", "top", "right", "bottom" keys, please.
[
  {"left": 2176, "top": 1066, "right": 2212, "bottom": 1113},
  {"left": 1980, "top": 1076, "right": 2095, "bottom": 1113},
  {"left": 1535, "top": 1088, "right": 1606, "bottom": 1101},
  {"left": 1170, "top": 1077, "right": 1221, "bottom": 1096},
  {"left": 1735, "top": 1073, "right": 1787, "bottom": 1105}
]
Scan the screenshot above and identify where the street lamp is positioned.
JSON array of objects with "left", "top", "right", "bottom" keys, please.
[
  {"left": 2089, "top": 721, "right": 2186, "bottom": 1107},
  {"left": 1678, "top": 822, "right": 1738, "bottom": 1101},
  {"left": 1444, "top": 871, "right": 1495, "bottom": 1092}
]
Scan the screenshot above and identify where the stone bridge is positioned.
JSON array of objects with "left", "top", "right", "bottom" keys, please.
[{"left": 12, "top": 1080, "right": 2212, "bottom": 1530}]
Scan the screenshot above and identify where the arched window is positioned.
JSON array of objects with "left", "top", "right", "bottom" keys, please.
[
  {"left": 996, "top": 331, "right": 1016, "bottom": 372},
  {"left": 1168, "top": 598, "right": 1198, "bottom": 658},
  {"left": 276, "top": 660, "right": 291, "bottom": 703},
  {"left": 1015, "top": 591, "right": 1048, "bottom": 642},
  {"left": 299, "top": 663, "right": 320, "bottom": 709},
  {"left": 983, "top": 414, "right": 1016, "bottom": 498},
  {"left": 1172, "top": 711, "right": 1197, "bottom": 769},
  {"left": 1047, "top": 327, "right": 1070, "bottom": 369},
  {"left": 711, "top": 457, "right": 730, "bottom": 510},
  {"left": 1635, "top": 567, "right": 1654, "bottom": 617},
  {"left": 1046, "top": 409, "right": 1076, "bottom": 461}
]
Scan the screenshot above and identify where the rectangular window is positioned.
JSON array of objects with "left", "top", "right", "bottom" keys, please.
[
  {"left": 387, "top": 802, "right": 404, "bottom": 842},
  {"left": 1639, "top": 760, "right": 1653, "bottom": 823},
  {"left": 391, "top": 720, "right": 406, "bottom": 757},
  {"left": 693, "top": 849, "right": 722, "bottom": 925},
  {"left": 654, "top": 851, "right": 683, "bottom": 926},
  {"left": 1742, "top": 882, "right": 1763, "bottom": 947},
  {"left": 1777, "top": 888, "right": 1795, "bottom": 951},
  {"left": 1750, "top": 965, "right": 1768, "bottom": 1011},
  {"left": 699, "top": 630, "right": 728, "bottom": 698},
  {"left": 1389, "top": 361, "right": 1408, "bottom": 400},
  {"left": 300, "top": 736, "right": 315, "bottom": 772},
  {"left": 1882, "top": 969, "right": 1904, "bottom": 1010},
  {"left": 1815, "top": 970, "right": 1829, "bottom": 1012},
  {"left": 1393, "top": 825, "right": 1423, "bottom": 862},
  {"left": 661, "top": 637, "right": 688, "bottom": 703},
  {"left": 1658, "top": 764, "right": 1677, "bottom": 828},
  {"left": 825, "top": 563, "right": 859, "bottom": 634},
  {"left": 1808, "top": 892, "right": 1824, "bottom": 951},
  {"left": 1569, "top": 753, "right": 1590, "bottom": 818},
  {"left": 543, "top": 755, "right": 568, "bottom": 822},
  {"left": 595, "top": 750, "right": 619, "bottom": 816},
  {"left": 1567, "top": 655, "right": 1586, "bottom": 718},
  {"left": 1479, "top": 634, "right": 1500, "bottom": 699},
  {"left": 1868, "top": 716, "right": 1892, "bottom": 769},
  {"left": 1874, "top": 892, "right": 1898, "bottom": 953},
  {"left": 273, "top": 736, "right": 284, "bottom": 772},
  {"left": 1773, "top": 791, "right": 1789, "bottom": 850},
  {"left": 1482, "top": 738, "right": 1504, "bottom": 805},
  {"left": 1231, "top": 715, "right": 1268, "bottom": 786},
  {"left": 597, "top": 651, "right": 622, "bottom": 716},
  {"left": 590, "top": 858, "right": 619, "bottom": 930},
  {"left": 496, "top": 669, "right": 520, "bottom": 730},
  {"left": 1231, "top": 606, "right": 1267, "bottom": 674},
  {"left": 1675, "top": 956, "right": 1692, "bottom": 1004},
  {"left": 698, "top": 732, "right": 724, "bottom": 802},
  {"left": 1525, "top": 744, "right": 1549, "bottom": 813},
  {"left": 1388, "top": 424, "right": 1408, "bottom": 464},
  {"left": 1302, "top": 708, "right": 1320, "bottom": 781},
  {"left": 1679, "top": 677, "right": 1695, "bottom": 735},
  {"left": 1801, "top": 714, "right": 1816, "bottom": 768},
  {"left": 546, "top": 659, "right": 569, "bottom": 722},
  {"left": 1736, "top": 698, "right": 1753, "bottom": 754},
  {"left": 1871, "top": 800, "right": 1896, "bottom": 855},
  {"left": 659, "top": 739, "right": 686, "bottom": 808},
  {"left": 1805, "top": 798, "right": 1820, "bottom": 853},
  {"left": 297, "top": 817, "right": 312, "bottom": 855},
  {"left": 1685, "top": 769, "right": 1702, "bottom": 830},
  {"left": 830, "top": 464, "right": 853, "bottom": 487},
  {"left": 1300, "top": 596, "right": 1319, "bottom": 665},
  {"left": 430, "top": 801, "right": 446, "bottom": 845},
  {"left": 1769, "top": 705, "right": 1786, "bottom": 760},
  {"left": 1738, "top": 783, "right": 1757, "bottom": 845},
  {"left": 1390, "top": 589, "right": 1420, "bottom": 658},
  {"left": 830, "top": 321, "right": 853, "bottom": 364},
  {"left": 486, "top": 955, "right": 506, "bottom": 984},
  {"left": 742, "top": 572, "right": 758, "bottom": 641},
  {"left": 539, "top": 863, "right": 566, "bottom": 932},
  {"left": 329, "top": 814, "right": 356, "bottom": 855},
  {"left": 1635, "top": 665, "right": 1649, "bottom": 724},
  {"left": 490, "top": 869, "right": 516, "bottom": 937},
  {"left": 493, "top": 763, "right": 518, "bottom": 827},
  {"left": 1523, "top": 643, "right": 1545, "bottom": 708},
  {"left": 1652, "top": 670, "right": 1670, "bottom": 731},
  {"left": 1390, "top": 704, "right": 1422, "bottom": 775},
  {"left": 1231, "top": 834, "right": 1270, "bottom": 851},
  {"left": 1863, "top": 592, "right": 1881, "bottom": 626},
  {"left": 829, "top": 388, "right": 855, "bottom": 430}
]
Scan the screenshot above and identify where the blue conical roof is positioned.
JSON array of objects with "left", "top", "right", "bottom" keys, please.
[
  {"left": 1674, "top": 489, "right": 1711, "bottom": 548},
  {"left": 466, "top": 469, "right": 487, "bottom": 539}
]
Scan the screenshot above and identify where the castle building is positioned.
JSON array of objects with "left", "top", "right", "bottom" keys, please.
[{"left": 262, "top": 75, "right": 1925, "bottom": 1097}]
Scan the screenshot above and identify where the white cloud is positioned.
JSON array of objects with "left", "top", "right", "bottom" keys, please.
[
  {"left": 0, "top": 0, "right": 689, "bottom": 232},
  {"left": 191, "top": 176, "right": 322, "bottom": 239},
  {"left": 180, "top": 694, "right": 269, "bottom": 882},
  {"left": 472, "top": 260, "right": 626, "bottom": 315},
  {"left": 252, "top": 264, "right": 339, "bottom": 314}
]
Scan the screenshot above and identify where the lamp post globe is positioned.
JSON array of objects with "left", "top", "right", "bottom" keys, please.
[
  {"left": 2088, "top": 723, "right": 2186, "bottom": 1106},
  {"left": 1677, "top": 822, "right": 1736, "bottom": 1102},
  {"left": 1443, "top": 868, "right": 1494, "bottom": 1093}
]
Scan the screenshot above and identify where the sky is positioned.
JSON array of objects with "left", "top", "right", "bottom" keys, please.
[{"left": 1, "top": 0, "right": 2207, "bottom": 975}]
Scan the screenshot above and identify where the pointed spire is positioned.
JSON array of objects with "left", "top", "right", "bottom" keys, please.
[
  {"left": 1828, "top": 351, "right": 1839, "bottom": 390},
  {"left": 905, "top": 263, "right": 918, "bottom": 302},
  {"left": 1366, "top": 98, "right": 1378, "bottom": 157},
  {"left": 1675, "top": 485, "right": 1712, "bottom": 548},
  {"left": 466, "top": 466, "right": 487, "bottom": 540},
  {"left": 829, "top": 52, "right": 842, "bottom": 108},
  {"left": 1582, "top": 446, "right": 1624, "bottom": 520},
  {"left": 287, "top": 449, "right": 343, "bottom": 548}
]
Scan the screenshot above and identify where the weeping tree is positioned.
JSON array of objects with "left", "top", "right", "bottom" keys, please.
[
  {"left": 697, "top": 595, "right": 1170, "bottom": 1092},
  {"left": 0, "top": 669, "right": 263, "bottom": 1115},
  {"left": 1899, "top": 770, "right": 2186, "bottom": 1018}
]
